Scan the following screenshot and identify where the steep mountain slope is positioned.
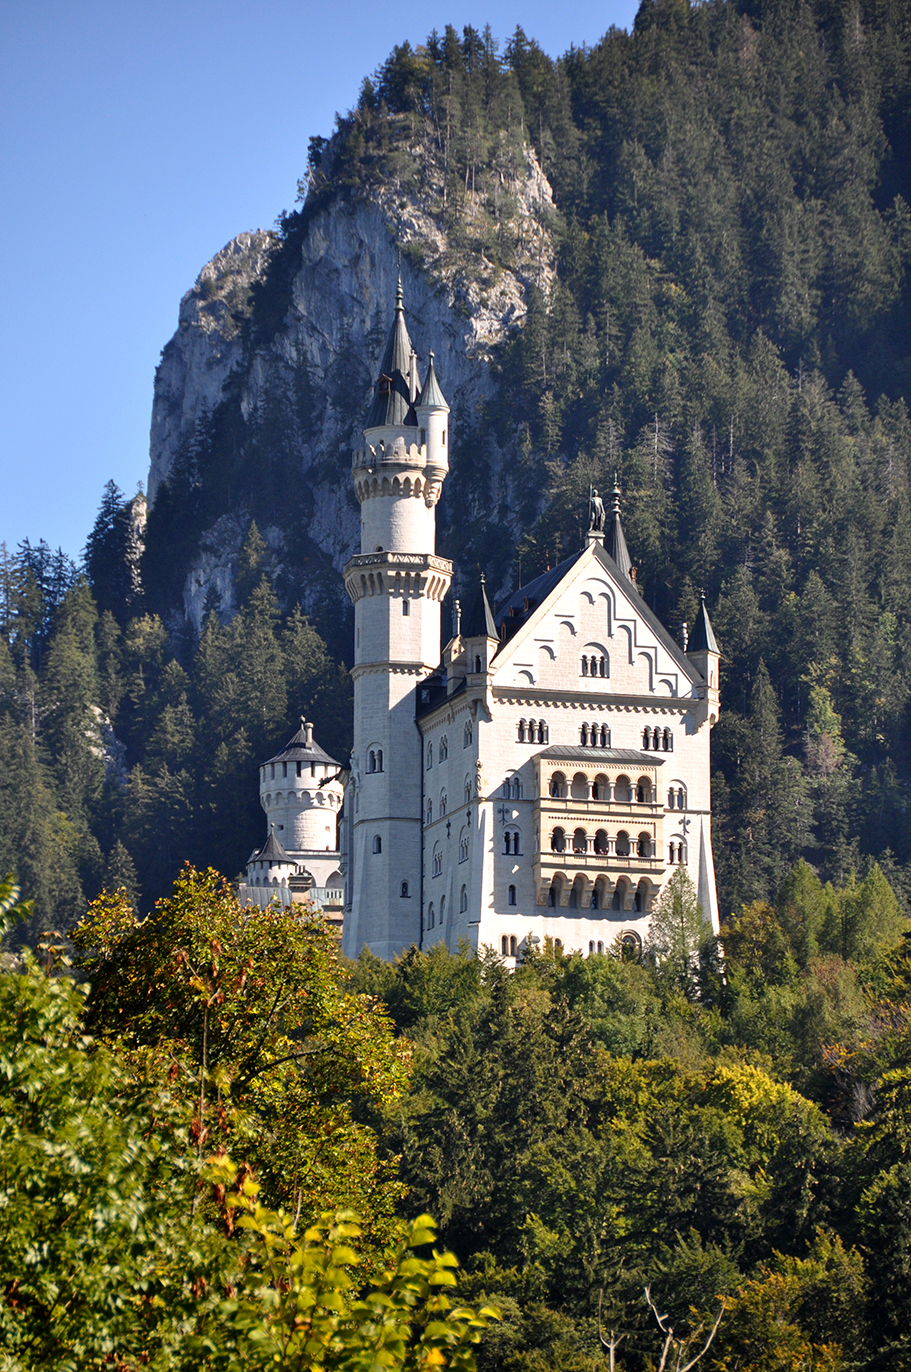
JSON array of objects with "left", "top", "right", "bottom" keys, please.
[{"left": 145, "top": 134, "right": 556, "bottom": 642}]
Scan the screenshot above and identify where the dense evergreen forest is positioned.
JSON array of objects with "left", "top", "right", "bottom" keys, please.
[{"left": 3, "top": 0, "right": 911, "bottom": 931}]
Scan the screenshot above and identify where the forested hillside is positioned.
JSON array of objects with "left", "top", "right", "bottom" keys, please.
[{"left": 3, "top": 0, "right": 911, "bottom": 927}]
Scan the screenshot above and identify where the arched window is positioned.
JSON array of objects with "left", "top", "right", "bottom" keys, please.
[
  {"left": 636, "top": 778, "right": 652, "bottom": 804},
  {"left": 667, "top": 788, "right": 676, "bottom": 809},
  {"left": 597, "top": 940, "right": 605, "bottom": 954},
  {"left": 440, "top": 790, "right": 447, "bottom": 816},
  {"left": 554, "top": 938, "right": 563, "bottom": 950},
  {"left": 432, "top": 844, "right": 443, "bottom": 877},
  {"left": 510, "top": 775, "right": 522, "bottom": 798},
  {"left": 549, "top": 772, "right": 567, "bottom": 799},
  {"left": 572, "top": 827, "right": 587, "bottom": 853},
  {"left": 642, "top": 728, "right": 651, "bottom": 750},
  {"left": 538, "top": 720, "right": 548, "bottom": 743},
  {"left": 517, "top": 719, "right": 527, "bottom": 742},
  {"left": 372, "top": 835, "right": 382, "bottom": 854},
  {"left": 460, "top": 885, "right": 468, "bottom": 913},
  {"left": 426, "top": 801, "right": 433, "bottom": 825},
  {"left": 368, "top": 751, "right": 376, "bottom": 773},
  {"left": 440, "top": 735, "right": 448, "bottom": 760},
  {"left": 508, "top": 884, "right": 517, "bottom": 906},
  {"left": 402, "top": 598, "right": 410, "bottom": 615},
  {"left": 594, "top": 828, "right": 609, "bottom": 855},
  {"left": 593, "top": 773, "right": 608, "bottom": 800},
  {"left": 615, "top": 831, "right": 630, "bottom": 858},
  {"left": 634, "top": 879, "right": 649, "bottom": 913},
  {"left": 551, "top": 827, "right": 566, "bottom": 854},
  {"left": 599, "top": 725, "right": 610, "bottom": 748},
  {"left": 440, "top": 895, "right": 446, "bottom": 924},
  {"left": 427, "top": 903, "right": 435, "bottom": 928},
  {"left": 401, "top": 881, "right": 410, "bottom": 897},
  {"left": 590, "top": 884, "right": 601, "bottom": 910},
  {"left": 459, "top": 829, "right": 469, "bottom": 863},
  {"left": 509, "top": 934, "right": 518, "bottom": 956},
  {"left": 652, "top": 727, "right": 661, "bottom": 750},
  {"left": 547, "top": 882, "right": 557, "bottom": 907},
  {"left": 464, "top": 720, "right": 472, "bottom": 748},
  {"left": 571, "top": 772, "right": 589, "bottom": 800},
  {"left": 589, "top": 940, "right": 595, "bottom": 953},
  {"left": 569, "top": 880, "right": 581, "bottom": 909},
  {"left": 426, "top": 742, "right": 433, "bottom": 769},
  {"left": 637, "top": 832, "right": 652, "bottom": 858},
  {"left": 580, "top": 656, "right": 589, "bottom": 677},
  {"left": 663, "top": 729, "right": 673, "bottom": 752},
  {"left": 615, "top": 775, "right": 632, "bottom": 803},
  {"left": 474, "top": 655, "right": 482, "bottom": 673},
  {"left": 464, "top": 775, "right": 472, "bottom": 805},
  {"left": 501, "top": 934, "right": 510, "bottom": 956},
  {"left": 621, "top": 931, "right": 642, "bottom": 958}
]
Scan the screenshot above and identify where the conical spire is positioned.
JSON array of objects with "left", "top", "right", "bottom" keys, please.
[
  {"left": 689, "top": 591, "right": 719, "bottom": 653},
  {"left": 461, "top": 571, "right": 497, "bottom": 639},
  {"left": 365, "top": 277, "right": 418, "bottom": 428},
  {"left": 417, "top": 350, "right": 448, "bottom": 411},
  {"left": 605, "top": 477, "right": 634, "bottom": 581}
]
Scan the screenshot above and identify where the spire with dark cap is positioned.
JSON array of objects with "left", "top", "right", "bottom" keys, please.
[
  {"left": 461, "top": 571, "right": 497, "bottom": 639},
  {"left": 689, "top": 591, "right": 719, "bottom": 653},
  {"left": 365, "top": 277, "right": 419, "bottom": 428},
  {"left": 605, "top": 476, "right": 634, "bottom": 582},
  {"left": 416, "top": 350, "right": 448, "bottom": 410}
]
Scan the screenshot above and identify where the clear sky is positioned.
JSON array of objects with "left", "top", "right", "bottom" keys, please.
[{"left": 0, "top": 0, "right": 639, "bottom": 562}]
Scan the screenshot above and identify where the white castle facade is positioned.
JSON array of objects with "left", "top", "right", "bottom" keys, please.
[{"left": 339, "top": 285, "right": 720, "bottom": 963}]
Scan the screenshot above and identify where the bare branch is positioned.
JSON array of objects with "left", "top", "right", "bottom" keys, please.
[
  {"left": 597, "top": 1289, "right": 625, "bottom": 1372},
  {"left": 679, "top": 1299, "right": 726, "bottom": 1372}
]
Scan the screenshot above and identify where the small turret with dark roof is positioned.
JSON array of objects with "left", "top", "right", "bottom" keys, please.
[
  {"left": 461, "top": 571, "right": 497, "bottom": 641},
  {"left": 365, "top": 277, "right": 418, "bottom": 429},
  {"left": 605, "top": 479, "right": 634, "bottom": 583},
  {"left": 689, "top": 592, "right": 719, "bottom": 654},
  {"left": 416, "top": 351, "right": 448, "bottom": 411}
]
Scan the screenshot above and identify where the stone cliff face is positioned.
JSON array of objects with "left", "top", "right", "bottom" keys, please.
[{"left": 146, "top": 144, "right": 556, "bottom": 638}]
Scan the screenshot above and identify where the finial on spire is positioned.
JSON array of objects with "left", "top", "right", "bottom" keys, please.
[
  {"left": 611, "top": 473, "right": 621, "bottom": 517},
  {"left": 395, "top": 272, "right": 403, "bottom": 310}
]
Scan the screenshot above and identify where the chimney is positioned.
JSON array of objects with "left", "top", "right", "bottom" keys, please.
[
  {"left": 304, "top": 721, "right": 314, "bottom": 747},
  {"left": 678, "top": 622, "right": 689, "bottom": 652}
]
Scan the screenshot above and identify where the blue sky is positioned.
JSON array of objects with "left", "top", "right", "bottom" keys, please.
[{"left": 0, "top": 0, "right": 639, "bottom": 562}]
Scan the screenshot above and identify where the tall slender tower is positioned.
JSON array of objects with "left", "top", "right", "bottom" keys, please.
[{"left": 342, "top": 283, "right": 452, "bottom": 960}]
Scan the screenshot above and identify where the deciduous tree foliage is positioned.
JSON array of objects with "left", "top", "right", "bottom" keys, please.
[{"left": 74, "top": 866, "right": 410, "bottom": 1249}]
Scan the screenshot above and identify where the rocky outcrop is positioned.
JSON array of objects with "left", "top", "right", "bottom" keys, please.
[{"left": 147, "top": 143, "right": 557, "bottom": 635}]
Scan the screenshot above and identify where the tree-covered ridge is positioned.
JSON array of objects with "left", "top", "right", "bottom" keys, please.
[{"left": 0, "top": 512, "right": 351, "bottom": 936}]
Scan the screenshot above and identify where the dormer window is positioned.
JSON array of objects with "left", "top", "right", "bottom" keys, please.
[{"left": 378, "top": 375, "right": 391, "bottom": 393}]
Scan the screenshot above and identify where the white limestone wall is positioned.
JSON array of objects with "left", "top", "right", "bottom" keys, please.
[
  {"left": 355, "top": 591, "right": 442, "bottom": 671},
  {"left": 417, "top": 551, "right": 719, "bottom": 958},
  {"left": 360, "top": 490, "right": 437, "bottom": 555}
]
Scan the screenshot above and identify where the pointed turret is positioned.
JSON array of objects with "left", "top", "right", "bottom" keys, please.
[
  {"left": 689, "top": 592, "right": 719, "bottom": 654},
  {"left": 605, "top": 479, "right": 634, "bottom": 582},
  {"left": 416, "top": 351, "right": 448, "bottom": 411},
  {"left": 365, "top": 277, "right": 418, "bottom": 428},
  {"left": 461, "top": 572, "right": 496, "bottom": 639},
  {"left": 687, "top": 592, "right": 720, "bottom": 726}
]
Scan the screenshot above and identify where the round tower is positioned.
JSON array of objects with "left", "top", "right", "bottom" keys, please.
[
  {"left": 342, "top": 283, "right": 452, "bottom": 960},
  {"left": 255, "top": 719, "right": 344, "bottom": 889}
]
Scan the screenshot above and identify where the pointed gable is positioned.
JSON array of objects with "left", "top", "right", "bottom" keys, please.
[{"left": 492, "top": 542, "right": 700, "bottom": 698}]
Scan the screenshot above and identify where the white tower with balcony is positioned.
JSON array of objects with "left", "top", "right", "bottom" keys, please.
[{"left": 342, "top": 283, "right": 453, "bottom": 960}]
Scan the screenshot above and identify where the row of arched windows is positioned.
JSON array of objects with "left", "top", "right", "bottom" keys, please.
[
  {"left": 547, "top": 875, "right": 649, "bottom": 911},
  {"left": 502, "top": 830, "right": 521, "bottom": 855},
  {"left": 517, "top": 719, "right": 548, "bottom": 743},
  {"left": 502, "top": 776, "right": 522, "bottom": 798},
  {"left": 642, "top": 727, "right": 673, "bottom": 752},
  {"left": 667, "top": 786, "right": 686, "bottom": 808},
  {"left": 367, "top": 749, "right": 384, "bottom": 773},
  {"left": 580, "top": 654, "right": 608, "bottom": 677},
  {"left": 425, "top": 735, "right": 450, "bottom": 769},
  {"left": 551, "top": 827, "right": 654, "bottom": 858},
  {"left": 589, "top": 932, "right": 641, "bottom": 956},
  {"left": 581, "top": 723, "right": 610, "bottom": 747},
  {"left": 548, "top": 771, "right": 653, "bottom": 803}
]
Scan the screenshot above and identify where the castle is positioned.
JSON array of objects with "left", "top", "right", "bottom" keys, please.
[{"left": 337, "top": 284, "right": 720, "bottom": 963}]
